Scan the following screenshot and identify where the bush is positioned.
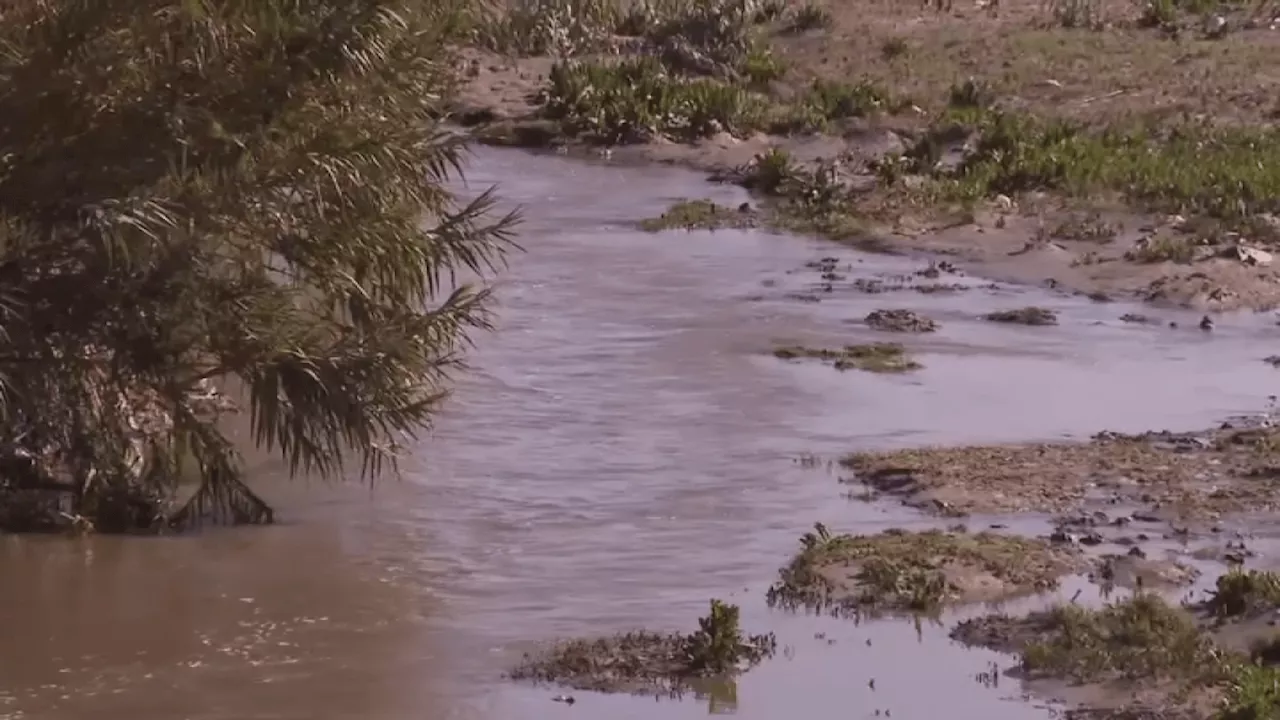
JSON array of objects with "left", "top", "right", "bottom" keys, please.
[
  {"left": 0, "top": 0, "right": 517, "bottom": 532},
  {"left": 543, "top": 57, "right": 764, "bottom": 142}
]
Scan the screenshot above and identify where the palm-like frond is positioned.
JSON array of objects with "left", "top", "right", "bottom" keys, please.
[{"left": 0, "top": 0, "right": 517, "bottom": 532}]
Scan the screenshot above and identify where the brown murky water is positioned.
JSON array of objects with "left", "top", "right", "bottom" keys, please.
[{"left": 2, "top": 148, "right": 1277, "bottom": 720}]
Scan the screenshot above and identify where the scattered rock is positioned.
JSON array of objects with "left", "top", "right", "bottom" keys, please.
[
  {"left": 1223, "top": 245, "right": 1273, "bottom": 267},
  {"left": 984, "top": 307, "right": 1059, "bottom": 326},
  {"left": 773, "top": 343, "right": 922, "bottom": 373},
  {"left": 864, "top": 309, "right": 939, "bottom": 333},
  {"left": 1120, "top": 313, "right": 1157, "bottom": 324},
  {"left": 1091, "top": 553, "right": 1199, "bottom": 589}
]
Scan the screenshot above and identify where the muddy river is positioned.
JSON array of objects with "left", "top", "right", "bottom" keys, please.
[{"left": 2, "top": 148, "right": 1277, "bottom": 720}]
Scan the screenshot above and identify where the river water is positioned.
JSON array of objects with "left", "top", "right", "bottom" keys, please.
[{"left": 2, "top": 148, "right": 1277, "bottom": 720}]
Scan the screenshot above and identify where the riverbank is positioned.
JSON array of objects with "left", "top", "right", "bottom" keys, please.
[
  {"left": 455, "top": 0, "right": 1280, "bottom": 312},
  {"left": 9, "top": 138, "right": 1280, "bottom": 719},
  {"left": 449, "top": 148, "right": 1278, "bottom": 720}
]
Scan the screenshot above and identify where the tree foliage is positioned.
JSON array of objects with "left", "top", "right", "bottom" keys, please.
[{"left": 0, "top": 0, "right": 518, "bottom": 532}]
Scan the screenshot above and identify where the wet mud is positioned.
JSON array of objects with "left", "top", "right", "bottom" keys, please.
[{"left": 842, "top": 424, "right": 1280, "bottom": 529}]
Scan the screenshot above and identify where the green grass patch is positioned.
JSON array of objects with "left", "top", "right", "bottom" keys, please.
[
  {"left": 542, "top": 57, "right": 766, "bottom": 143},
  {"left": 909, "top": 111, "right": 1280, "bottom": 229}
]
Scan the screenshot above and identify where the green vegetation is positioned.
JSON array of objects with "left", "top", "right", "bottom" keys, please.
[
  {"left": 509, "top": 599, "right": 777, "bottom": 693},
  {"left": 0, "top": 0, "right": 516, "bottom": 533},
  {"left": 732, "top": 149, "right": 871, "bottom": 241},
  {"left": 484, "top": 0, "right": 780, "bottom": 69},
  {"left": 639, "top": 199, "right": 753, "bottom": 231},
  {"left": 1018, "top": 595, "right": 1212, "bottom": 681},
  {"left": 543, "top": 57, "right": 765, "bottom": 143},
  {"left": 772, "top": 79, "right": 897, "bottom": 134},
  {"left": 907, "top": 110, "right": 1280, "bottom": 228},
  {"left": 953, "top": 586, "right": 1280, "bottom": 720},
  {"left": 767, "top": 524, "right": 1080, "bottom": 614},
  {"left": 1205, "top": 568, "right": 1280, "bottom": 620},
  {"left": 773, "top": 343, "right": 922, "bottom": 373},
  {"left": 488, "top": 0, "right": 901, "bottom": 143}
]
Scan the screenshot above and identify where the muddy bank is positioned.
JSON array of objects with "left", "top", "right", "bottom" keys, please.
[
  {"left": 840, "top": 423, "right": 1280, "bottom": 529},
  {"left": 951, "top": 568, "right": 1280, "bottom": 719},
  {"left": 456, "top": 0, "right": 1280, "bottom": 311}
]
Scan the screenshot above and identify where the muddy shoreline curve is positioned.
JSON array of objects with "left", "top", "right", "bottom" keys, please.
[{"left": 452, "top": 0, "right": 1280, "bottom": 313}]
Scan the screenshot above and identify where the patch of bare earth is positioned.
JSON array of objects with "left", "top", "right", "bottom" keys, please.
[
  {"left": 841, "top": 426, "right": 1280, "bottom": 524},
  {"left": 775, "top": 0, "right": 1280, "bottom": 126}
]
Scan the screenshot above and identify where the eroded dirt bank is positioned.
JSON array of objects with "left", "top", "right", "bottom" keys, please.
[{"left": 456, "top": 0, "right": 1280, "bottom": 312}]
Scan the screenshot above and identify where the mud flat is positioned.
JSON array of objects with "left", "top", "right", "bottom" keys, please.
[{"left": 840, "top": 424, "right": 1280, "bottom": 527}]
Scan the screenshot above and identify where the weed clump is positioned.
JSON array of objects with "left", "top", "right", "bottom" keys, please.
[
  {"left": 913, "top": 111, "right": 1280, "bottom": 227},
  {"left": 953, "top": 588, "right": 1280, "bottom": 719},
  {"left": 1021, "top": 595, "right": 1214, "bottom": 682},
  {"left": 773, "top": 343, "right": 922, "bottom": 373},
  {"left": 782, "top": 1, "right": 833, "bottom": 32},
  {"left": 767, "top": 524, "right": 1081, "bottom": 615},
  {"left": 481, "top": 0, "right": 776, "bottom": 71},
  {"left": 478, "top": 0, "right": 625, "bottom": 56},
  {"left": 729, "top": 149, "right": 871, "bottom": 241},
  {"left": 774, "top": 79, "right": 896, "bottom": 133},
  {"left": 1204, "top": 568, "right": 1280, "bottom": 620},
  {"left": 1125, "top": 235, "right": 1199, "bottom": 264},
  {"left": 542, "top": 57, "right": 763, "bottom": 143},
  {"left": 509, "top": 599, "right": 776, "bottom": 694},
  {"left": 639, "top": 199, "right": 753, "bottom": 231}
]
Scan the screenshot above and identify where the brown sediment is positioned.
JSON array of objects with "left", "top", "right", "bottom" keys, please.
[{"left": 839, "top": 426, "right": 1280, "bottom": 524}]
